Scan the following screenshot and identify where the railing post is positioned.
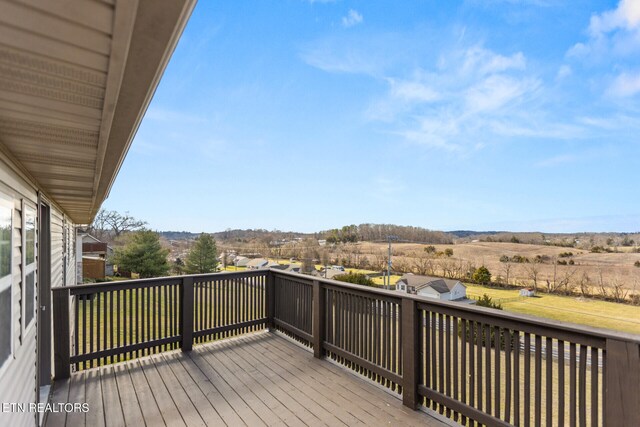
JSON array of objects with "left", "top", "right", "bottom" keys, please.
[
  {"left": 52, "top": 287, "right": 70, "bottom": 379},
  {"left": 181, "top": 276, "right": 194, "bottom": 352},
  {"left": 401, "top": 298, "right": 420, "bottom": 409},
  {"left": 312, "top": 280, "right": 325, "bottom": 358},
  {"left": 605, "top": 339, "right": 640, "bottom": 426},
  {"left": 266, "top": 270, "right": 275, "bottom": 331}
]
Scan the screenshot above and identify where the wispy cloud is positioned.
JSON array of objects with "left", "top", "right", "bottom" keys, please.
[
  {"left": 567, "top": 0, "right": 640, "bottom": 98},
  {"left": 607, "top": 71, "right": 640, "bottom": 97},
  {"left": 342, "top": 9, "right": 363, "bottom": 28}
]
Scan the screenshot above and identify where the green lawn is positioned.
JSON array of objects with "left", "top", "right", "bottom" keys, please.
[{"left": 466, "top": 284, "right": 640, "bottom": 335}]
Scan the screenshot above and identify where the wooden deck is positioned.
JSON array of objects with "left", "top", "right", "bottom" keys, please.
[{"left": 45, "top": 332, "right": 449, "bottom": 426}]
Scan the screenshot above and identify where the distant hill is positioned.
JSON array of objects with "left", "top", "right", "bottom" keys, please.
[
  {"left": 160, "top": 231, "right": 200, "bottom": 240},
  {"left": 447, "top": 230, "right": 502, "bottom": 238}
]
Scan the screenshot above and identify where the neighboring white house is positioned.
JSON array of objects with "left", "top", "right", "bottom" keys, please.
[
  {"left": 315, "top": 268, "right": 347, "bottom": 280},
  {"left": 0, "top": 2, "right": 195, "bottom": 426},
  {"left": 396, "top": 273, "right": 467, "bottom": 301},
  {"left": 271, "top": 264, "right": 302, "bottom": 274},
  {"left": 234, "top": 256, "right": 250, "bottom": 267},
  {"left": 520, "top": 287, "right": 535, "bottom": 297},
  {"left": 247, "top": 258, "right": 269, "bottom": 270}
]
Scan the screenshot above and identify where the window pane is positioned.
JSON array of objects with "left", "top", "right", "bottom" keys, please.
[
  {"left": 0, "top": 287, "right": 10, "bottom": 365},
  {"left": 0, "top": 204, "right": 10, "bottom": 279},
  {"left": 25, "top": 271, "right": 34, "bottom": 326},
  {"left": 25, "top": 209, "right": 35, "bottom": 265}
]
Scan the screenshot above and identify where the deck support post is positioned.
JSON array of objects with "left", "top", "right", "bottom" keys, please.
[
  {"left": 52, "top": 287, "right": 71, "bottom": 379},
  {"left": 312, "top": 280, "right": 324, "bottom": 358},
  {"left": 402, "top": 298, "right": 420, "bottom": 409},
  {"left": 605, "top": 339, "right": 640, "bottom": 426},
  {"left": 181, "top": 276, "right": 194, "bottom": 352},
  {"left": 266, "top": 270, "right": 276, "bottom": 331}
]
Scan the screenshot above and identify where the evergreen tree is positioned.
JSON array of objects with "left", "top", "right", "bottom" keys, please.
[
  {"left": 185, "top": 233, "right": 218, "bottom": 274},
  {"left": 472, "top": 265, "right": 492, "bottom": 285},
  {"left": 334, "top": 272, "right": 375, "bottom": 287},
  {"left": 111, "top": 230, "right": 169, "bottom": 278}
]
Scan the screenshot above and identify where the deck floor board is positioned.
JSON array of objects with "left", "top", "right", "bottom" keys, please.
[{"left": 45, "top": 332, "right": 449, "bottom": 427}]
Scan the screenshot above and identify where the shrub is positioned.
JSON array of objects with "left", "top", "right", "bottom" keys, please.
[
  {"left": 634, "top": 260, "right": 640, "bottom": 268},
  {"left": 475, "top": 293, "right": 503, "bottom": 310},
  {"left": 499, "top": 255, "right": 510, "bottom": 263},
  {"left": 424, "top": 245, "right": 436, "bottom": 254},
  {"left": 333, "top": 272, "right": 375, "bottom": 287},
  {"left": 444, "top": 248, "right": 454, "bottom": 257},
  {"left": 472, "top": 266, "right": 492, "bottom": 285}
]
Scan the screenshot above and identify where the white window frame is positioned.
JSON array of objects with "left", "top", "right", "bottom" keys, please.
[
  {"left": 0, "top": 193, "right": 14, "bottom": 375},
  {"left": 22, "top": 200, "right": 37, "bottom": 336}
]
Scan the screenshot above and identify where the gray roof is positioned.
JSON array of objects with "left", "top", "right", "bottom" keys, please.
[
  {"left": 397, "top": 274, "right": 462, "bottom": 293},
  {"left": 246, "top": 258, "right": 268, "bottom": 268}
]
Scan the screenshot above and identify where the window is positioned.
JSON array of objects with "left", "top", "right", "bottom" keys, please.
[
  {"left": 0, "top": 195, "right": 13, "bottom": 370},
  {"left": 22, "top": 202, "right": 36, "bottom": 333}
]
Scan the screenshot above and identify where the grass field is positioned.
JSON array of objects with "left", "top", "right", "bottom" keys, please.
[{"left": 466, "top": 284, "right": 640, "bottom": 335}]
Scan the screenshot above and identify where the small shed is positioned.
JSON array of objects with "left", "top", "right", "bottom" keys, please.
[{"left": 520, "top": 287, "right": 535, "bottom": 297}]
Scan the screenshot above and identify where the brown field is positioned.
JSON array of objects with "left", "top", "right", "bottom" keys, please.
[{"left": 350, "top": 242, "right": 640, "bottom": 297}]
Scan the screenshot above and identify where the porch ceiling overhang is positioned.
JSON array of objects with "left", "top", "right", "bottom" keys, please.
[{"left": 0, "top": 0, "right": 196, "bottom": 224}]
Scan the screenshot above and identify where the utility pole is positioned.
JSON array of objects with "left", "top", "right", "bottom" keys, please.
[{"left": 386, "top": 235, "right": 397, "bottom": 290}]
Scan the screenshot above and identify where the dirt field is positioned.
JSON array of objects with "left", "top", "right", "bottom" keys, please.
[{"left": 352, "top": 242, "right": 640, "bottom": 298}]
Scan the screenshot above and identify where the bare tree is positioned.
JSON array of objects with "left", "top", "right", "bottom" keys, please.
[
  {"left": 501, "top": 260, "right": 513, "bottom": 285},
  {"left": 412, "top": 251, "right": 434, "bottom": 275},
  {"left": 596, "top": 268, "right": 608, "bottom": 299},
  {"left": 90, "top": 209, "right": 147, "bottom": 239},
  {"left": 578, "top": 272, "right": 591, "bottom": 297},
  {"left": 610, "top": 277, "right": 629, "bottom": 302},
  {"left": 526, "top": 260, "right": 542, "bottom": 293}
]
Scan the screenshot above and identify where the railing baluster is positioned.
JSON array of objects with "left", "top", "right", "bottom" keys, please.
[
  {"left": 74, "top": 294, "right": 79, "bottom": 372},
  {"left": 461, "top": 318, "right": 467, "bottom": 426},
  {"left": 453, "top": 315, "right": 459, "bottom": 421},
  {"left": 439, "top": 312, "right": 445, "bottom": 415},
  {"left": 476, "top": 320, "right": 483, "bottom": 417},
  {"left": 535, "top": 334, "right": 542, "bottom": 427},
  {"left": 525, "top": 332, "right": 531, "bottom": 427},
  {"left": 96, "top": 293, "right": 102, "bottom": 367},
  {"left": 514, "top": 330, "right": 520, "bottom": 426},
  {"left": 89, "top": 293, "right": 93, "bottom": 368},
  {"left": 558, "top": 340, "right": 565, "bottom": 426},
  {"left": 505, "top": 328, "right": 512, "bottom": 423},
  {"left": 570, "top": 342, "right": 577, "bottom": 426},
  {"left": 546, "top": 337, "right": 553, "bottom": 427},
  {"left": 591, "top": 347, "right": 598, "bottom": 427},
  {"left": 579, "top": 344, "right": 587, "bottom": 427},
  {"left": 494, "top": 326, "right": 501, "bottom": 420}
]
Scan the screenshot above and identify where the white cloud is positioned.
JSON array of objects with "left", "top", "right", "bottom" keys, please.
[
  {"left": 342, "top": 9, "right": 363, "bottom": 28},
  {"left": 460, "top": 46, "right": 526, "bottom": 76},
  {"left": 607, "top": 71, "right": 640, "bottom": 97},
  {"left": 388, "top": 78, "right": 440, "bottom": 103},
  {"left": 568, "top": 0, "right": 640, "bottom": 59},
  {"left": 369, "top": 44, "right": 553, "bottom": 150},
  {"left": 556, "top": 65, "right": 572, "bottom": 80}
]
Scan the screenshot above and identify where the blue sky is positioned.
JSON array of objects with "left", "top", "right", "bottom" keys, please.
[{"left": 103, "top": 0, "right": 640, "bottom": 233}]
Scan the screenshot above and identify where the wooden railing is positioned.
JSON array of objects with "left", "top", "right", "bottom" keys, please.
[{"left": 53, "top": 269, "right": 640, "bottom": 426}]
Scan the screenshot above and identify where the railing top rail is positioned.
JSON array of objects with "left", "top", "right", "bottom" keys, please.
[
  {"left": 271, "top": 269, "right": 640, "bottom": 345},
  {"left": 51, "top": 269, "right": 268, "bottom": 294}
]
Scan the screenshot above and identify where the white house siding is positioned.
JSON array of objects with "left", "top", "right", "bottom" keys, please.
[
  {"left": 0, "top": 153, "right": 76, "bottom": 427},
  {"left": 449, "top": 283, "right": 466, "bottom": 300},
  {"left": 418, "top": 287, "right": 448, "bottom": 300},
  {"left": 0, "top": 155, "right": 38, "bottom": 427}
]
